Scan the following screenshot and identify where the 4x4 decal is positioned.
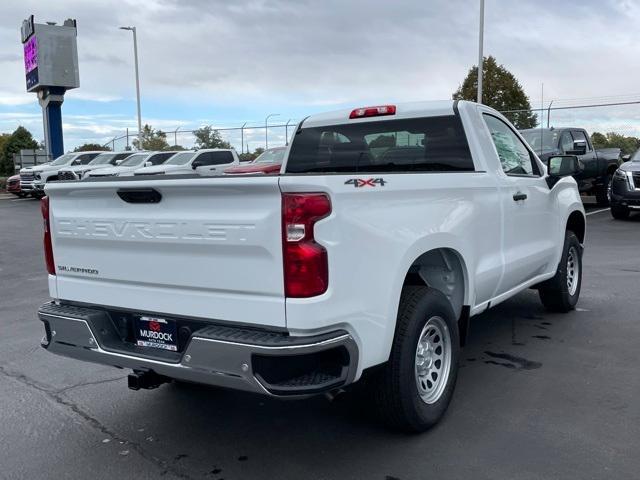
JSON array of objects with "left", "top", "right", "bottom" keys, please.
[{"left": 344, "top": 178, "right": 387, "bottom": 188}]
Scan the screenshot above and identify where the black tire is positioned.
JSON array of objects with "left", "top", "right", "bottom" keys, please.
[
  {"left": 371, "top": 286, "right": 460, "bottom": 432},
  {"left": 611, "top": 205, "right": 630, "bottom": 220},
  {"left": 538, "top": 231, "right": 582, "bottom": 313},
  {"left": 594, "top": 175, "right": 611, "bottom": 206}
]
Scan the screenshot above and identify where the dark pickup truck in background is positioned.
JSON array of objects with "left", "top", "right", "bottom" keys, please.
[{"left": 520, "top": 127, "right": 622, "bottom": 205}]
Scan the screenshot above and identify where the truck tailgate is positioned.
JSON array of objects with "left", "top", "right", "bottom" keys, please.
[{"left": 46, "top": 176, "right": 285, "bottom": 327}]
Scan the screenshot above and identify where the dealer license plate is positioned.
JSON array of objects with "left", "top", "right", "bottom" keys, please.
[{"left": 134, "top": 316, "right": 178, "bottom": 351}]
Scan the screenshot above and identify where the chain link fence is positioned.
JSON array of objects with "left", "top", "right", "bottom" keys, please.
[
  {"left": 104, "top": 121, "right": 300, "bottom": 153},
  {"left": 101, "top": 101, "right": 640, "bottom": 158}
]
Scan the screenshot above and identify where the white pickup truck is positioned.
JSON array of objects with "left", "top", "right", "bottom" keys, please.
[
  {"left": 20, "top": 151, "right": 103, "bottom": 197},
  {"left": 38, "top": 100, "right": 585, "bottom": 431},
  {"left": 133, "top": 148, "right": 240, "bottom": 176}
]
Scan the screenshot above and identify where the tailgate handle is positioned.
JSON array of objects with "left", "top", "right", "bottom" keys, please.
[{"left": 117, "top": 188, "right": 162, "bottom": 204}]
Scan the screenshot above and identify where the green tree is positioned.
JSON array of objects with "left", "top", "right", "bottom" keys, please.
[
  {"left": 590, "top": 132, "right": 607, "bottom": 149},
  {"left": 590, "top": 131, "right": 640, "bottom": 156},
  {"left": 453, "top": 56, "right": 538, "bottom": 129},
  {"left": 239, "top": 147, "right": 265, "bottom": 162},
  {"left": 193, "top": 125, "right": 231, "bottom": 149},
  {"left": 0, "top": 133, "right": 10, "bottom": 175},
  {"left": 0, "top": 126, "right": 38, "bottom": 175},
  {"left": 132, "top": 124, "right": 169, "bottom": 151},
  {"left": 73, "top": 143, "right": 110, "bottom": 152},
  {"left": 368, "top": 134, "right": 396, "bottom": 148},
  {"left": 164, "top": 144, "right": 186, "bottom": 151}
]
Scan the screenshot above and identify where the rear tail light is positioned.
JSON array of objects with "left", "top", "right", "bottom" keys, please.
[
  {"left": 41, "top": 196, "right": 55, "bottom": 275},
  {"left": 349, "top": 105, "right": 396, "bottom": 119},
  {"left": 282, "top": 193, "right": 331, "bottom": 297}
]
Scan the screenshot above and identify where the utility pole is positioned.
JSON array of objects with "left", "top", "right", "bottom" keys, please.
[
  {"left": 477, "top": 0, "right": 485, "bottom": 104},
  {"left": 120, "top": 26, "right": 142, "bottom": 138}
]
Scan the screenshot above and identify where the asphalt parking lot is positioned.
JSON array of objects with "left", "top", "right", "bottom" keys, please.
[{"left": 1, "top": 195, "right": 638, "bottom": 480}]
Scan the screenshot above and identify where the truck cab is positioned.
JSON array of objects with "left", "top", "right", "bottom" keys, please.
[
  {"left": 520, "top": 127, "right": 622, "bottom": 204},
  {"left": 86, "top": 151, "right": 178, "bottom": 177},
  {"left": 133, "top": 149, "right": 240, "bottom": 176},
  {"left": 58, "top": 151, "right": 135, "bottom": 180}
]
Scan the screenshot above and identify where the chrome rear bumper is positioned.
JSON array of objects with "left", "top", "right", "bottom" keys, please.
[{"left": 39, "top": 302, "right": 358, "bottom": 396}]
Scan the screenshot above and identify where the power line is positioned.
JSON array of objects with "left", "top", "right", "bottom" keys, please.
[{"left": 501, "top": 99, "right": 640, "bottom": 114}]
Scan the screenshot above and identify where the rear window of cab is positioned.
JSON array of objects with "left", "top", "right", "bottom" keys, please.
[{"left": 285, "top": 115, "right": 474, "bottom": 174}]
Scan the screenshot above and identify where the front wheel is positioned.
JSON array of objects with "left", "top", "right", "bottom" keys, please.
[
  {"left": 372, "top": 286, "right": 459, "bottom": 432},
  {"left": 611, "top": 205, "right": 630, "bottom": 220},
  {"left": 538, "top": 231, "right": 582, "bottom": 312}
]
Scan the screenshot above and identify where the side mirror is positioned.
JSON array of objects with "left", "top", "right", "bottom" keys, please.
[
  {"left": 568, "top": 140, "right": 587, "bottom": 156},
  {"left": 622, "top": 154, "right": 631, "bottom": 162},
  {"left": 73, "top": 159, "right": 82, "bottom": 165},
  {"left": 115, "top": 160, "right": 123, "bottom": 165},
  {"left": 144, "top": 161, "right": 152, "bottom": 167},
  {"left": 547, "top": 155, "right": 581, "bottom": 177},
  {"left": 192, "top": 160, "right": 202, "bottom": 169}
]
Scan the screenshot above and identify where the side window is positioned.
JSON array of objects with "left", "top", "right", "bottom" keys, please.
[
  {"left": 560, "top": 131, "right": 573, "bottom": 154},
  {"left": 197, "top": 151, "right": 234, "bottom": 166},
  {"left": 483, "top": 114, "right": 539, "bottom": 176},
  {"left": 78, "top": 153, "right": 99, "bottom": 164},
  {"left": 150, "top": 153, "right": 173, "bottom": 165}
]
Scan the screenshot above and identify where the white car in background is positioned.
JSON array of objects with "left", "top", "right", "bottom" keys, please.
[
  {"left": 58, "top": 151, "right": 135, "bottom": 180},
  {"left": 87, "top": 151, "right": 178, "bottom": 177},
  {"left": 133, "top": 149, "right": 239, "bottom": 176},
  {"left": 20, "top": 151, "right": 103, "bottom": 196}
]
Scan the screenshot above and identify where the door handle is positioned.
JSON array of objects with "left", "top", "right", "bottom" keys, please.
[{"left": 513, "top": 192, "right": 527, "bottom": 202}]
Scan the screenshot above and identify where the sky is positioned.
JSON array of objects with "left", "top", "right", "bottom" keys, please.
[{"left": 0, "top": 0, "right": 639, "bottom": 151}]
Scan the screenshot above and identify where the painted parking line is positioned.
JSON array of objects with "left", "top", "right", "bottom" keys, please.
[{"left": 586, "top": 208, "right": 610, "bottom": 216}]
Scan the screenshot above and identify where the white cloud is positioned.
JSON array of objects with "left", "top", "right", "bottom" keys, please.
[
  {"left": 0, "top": 94, "right": 33, "bottom": 106},
  {"left": 0, "top": 0, "right": 639, "bottom": 150}
]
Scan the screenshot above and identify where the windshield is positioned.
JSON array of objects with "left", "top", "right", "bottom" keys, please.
[
  {"left": 119, "top": 153, "right": 148, "bottom": 166},
  {"left": 88, "top": 153, "right": 118, "bottom": 165},
  {"left": 631, "top": 149, "right": 640, "bottom": 162},
  {"left": 520, "top": 129, "right": 559, "bottom": 151},
  {"left": 164, "top": 151, "right": 196, "bottom": 165},
  {"left": 50, "top": 154, "right": 75, "bottom": 166},
  {"left": 253, "top": 148, "right": 286, "bottom": 164}
]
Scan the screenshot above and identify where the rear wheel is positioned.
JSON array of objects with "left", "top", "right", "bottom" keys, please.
[
  {"left": 371, "top": 286, "right": 459, "bottom": 432},
  {"left": 611, "top": 205, "right": 630, "bottom": 220},
  {"left": 538, "top": 231, "right": 582, "bottom": 312}
]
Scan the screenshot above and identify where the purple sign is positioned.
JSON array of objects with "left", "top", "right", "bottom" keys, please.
[{"left": 23, "top": 35, "right": 38, "bottom": 73}]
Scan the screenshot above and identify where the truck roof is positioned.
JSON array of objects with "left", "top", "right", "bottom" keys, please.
[
  {"left": 520, "top": 127, "right": 585, "bottom": 133},
  {"left": 302, "top": 100, "right": 460, "bottom": 128}
]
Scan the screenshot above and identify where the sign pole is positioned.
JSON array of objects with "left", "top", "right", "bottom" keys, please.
[{"left": 21, "top": 16, "right": 79, "bottom": 159}]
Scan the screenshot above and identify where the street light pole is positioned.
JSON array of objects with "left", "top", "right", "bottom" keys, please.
[
  {"left": 477, "top": 0, "right": 485, "bottom": 104},
  {"left": 265, "top": 113, "right": 279, "bottom": 149},
  {"left": 120, "top": 26, "right": 142, "bottom": 140}
]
